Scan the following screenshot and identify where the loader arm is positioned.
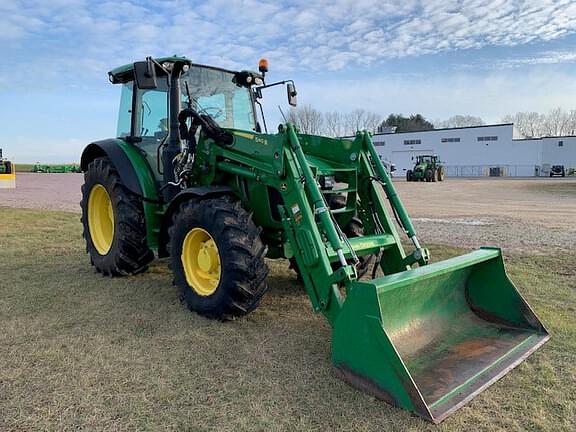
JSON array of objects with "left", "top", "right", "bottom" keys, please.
[{"left": 188, "top": 123, "right": 548, "bottom": 422}]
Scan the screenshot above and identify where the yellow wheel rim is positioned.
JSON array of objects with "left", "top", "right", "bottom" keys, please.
[
  {"left": 181, "top": 227, "right": 221, "bottom": 296},
  {"left": 88, "top": 184, "right": 115, "bottom": 255}
]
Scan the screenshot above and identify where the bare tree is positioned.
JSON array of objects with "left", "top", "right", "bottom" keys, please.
[
  {"left": 502, "top": 112, "right": 545, "bottom": 138},
  {"left": 324, "top": 111, "right": 345, "bottom": 137},
  {"left": 502, "top": 108, "right": 576, "bottom": 138},
  {"left": 287, "top": 104, "right": 324, "bottom": 135},
  {"left": 436, "top": 115, "right": 485, "bottom": 128},
  {"left": 286, "top": 105, "right": 382, "bottom": 137},
  {"left": 344, "top": 109, "right": 381, "bottom": 135},
  {"left": 542, "top": 107, "right": 574, "bottom": 136}
]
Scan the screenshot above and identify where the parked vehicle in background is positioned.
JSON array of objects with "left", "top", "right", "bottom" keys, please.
[
  {"left": 550, "top": 165, "right": 565, "bottom": 177},
  {"left": 32, "top": 163, "right": 82, "bottom": 173},
  {"left": 0, "top": 148, "right": 15, "bottom": 189},
  {"left": 378, "top": 155, "right": 396, "bottom": 176}
]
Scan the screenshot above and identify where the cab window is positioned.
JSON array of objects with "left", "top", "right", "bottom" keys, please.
[
  {"left": 137, "top": 85, "right": 169, "bottom": 141},
  {"left": 117, "top": 82, "right": 133, "bottom": 138}
]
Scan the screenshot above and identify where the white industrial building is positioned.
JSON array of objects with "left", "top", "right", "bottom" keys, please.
[{"left": 370, "top": 123, "right": 576, "bottom": 177}]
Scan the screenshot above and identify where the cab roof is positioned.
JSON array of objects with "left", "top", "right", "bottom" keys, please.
[{"left": 108, "top": 56, "right": 192, "bottom": 84}]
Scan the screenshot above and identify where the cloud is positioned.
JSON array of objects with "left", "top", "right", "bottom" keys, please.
[
  {"left": 495, "top": 50, "right": 576, "bottom": 67},
  {"left": 3, "top": 0, "right": 576, "bottom": 162},
  {"left": 294, "top": 67, "right": 576, "bottom": 124},
  {"left": 2, "top": 0, "right": 576, "bottom": 81}
]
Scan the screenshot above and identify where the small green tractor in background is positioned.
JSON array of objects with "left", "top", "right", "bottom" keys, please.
[
  {"left": 0, "top": 148, "right": 16, "bottom": 189},
  {"left": 79, "top": 56, "right": 548, "bottom": 423},
  {"left": 406, "top": 154, "right": 445, "bottom": 182}
]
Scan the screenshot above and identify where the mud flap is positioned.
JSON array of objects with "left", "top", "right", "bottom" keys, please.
[{"left": 332, "top": 247, "right": 549, "bottom": 423}]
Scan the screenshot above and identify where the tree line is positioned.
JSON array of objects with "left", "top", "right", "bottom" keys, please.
[
  {"left": 501, "top": 108, "right": 576, "bottom": 138},
  {"left": 286, "top": 105, "right": 576, "bottom": 138}
]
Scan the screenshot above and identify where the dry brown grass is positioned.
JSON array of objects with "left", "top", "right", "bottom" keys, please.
[{"left": 0, "top": 207, "right": 574, "bottom": 431}]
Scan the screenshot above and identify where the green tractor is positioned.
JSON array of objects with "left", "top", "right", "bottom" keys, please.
[
  {"left": 0, "top": 148, "right": 15, "bottom": 189},
  {"left": 406, "top": 154, "right": 445, "bottom": 182},
  {"left": 80, "top": 56, "right": 548, "bottom": 423}
]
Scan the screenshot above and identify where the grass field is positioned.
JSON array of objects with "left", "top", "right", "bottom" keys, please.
[{"left": 0, "top": 207, "right": 574, "bottom": 431}]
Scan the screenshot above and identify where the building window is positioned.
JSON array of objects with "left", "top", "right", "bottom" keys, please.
[
  {"left": 374, "top": 140, "right": 385, "bottom": 146},
  {"left": 403, "top": 139, "right": 421, "bottom": 145},
  {"left": 558, "top": 140, "right": 564, "bottom": 147},
  {"left": 441, "top": 137, "right": 460, "bottom": 143},
  {"left": 477, "top": 136, "right": 498, "bottom": 142}
]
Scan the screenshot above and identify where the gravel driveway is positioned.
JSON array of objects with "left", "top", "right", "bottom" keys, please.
[{"left": 2, "top": 173, "right": 574, "bottom": 252}]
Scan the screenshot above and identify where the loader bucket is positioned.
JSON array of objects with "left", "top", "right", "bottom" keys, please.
[{"left": 332, "top": 247, "right": 549, "bottom": 423}]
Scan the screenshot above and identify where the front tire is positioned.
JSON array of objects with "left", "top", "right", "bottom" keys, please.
[
  {"left": 437, "top": 167, "right": 445, "bottom": 181},
  {"left": 169, "top": 196, "right": 269, "bottom": 320},
  {"left": 406, "top": 170, "right": 413, "bottom": 181},
  {"left": 81, "top": 157, "right": 154, "bottom": 276}
]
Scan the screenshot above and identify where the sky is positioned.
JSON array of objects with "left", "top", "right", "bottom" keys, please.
[{"left": 2, "top": 0, "right": 576, "bottom": 162}]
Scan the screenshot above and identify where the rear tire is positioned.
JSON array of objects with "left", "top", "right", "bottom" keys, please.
[
  {"left": 169, "top": 196, "right": 269, "bottom": 320},
  {"left": 81, "top": 157, "right": 154, "bottom": 276}
]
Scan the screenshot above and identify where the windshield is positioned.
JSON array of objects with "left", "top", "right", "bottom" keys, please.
[{"left": 181, "top": 66, "right": 256, "bottom": 131}]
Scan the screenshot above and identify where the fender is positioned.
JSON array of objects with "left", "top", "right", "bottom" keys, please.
[
  {"left": 81, "top": 139, "right": 145, "bottom": 196},
  {"left": 81, "top": 138, "right": 163, "bottom": 250},
  {"left": 158, "top": 186, "right": 233, "bottom": 257}
]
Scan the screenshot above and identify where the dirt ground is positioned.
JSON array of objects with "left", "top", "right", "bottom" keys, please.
[
  {"left": 2, "top": 173, "right": 575, "bottom": 252},
  {"left": 394, "top": 177, "right": 576, "bottom": 253},
  {"left": 0, "top": 173, "right": 83, "bottom": 213}
]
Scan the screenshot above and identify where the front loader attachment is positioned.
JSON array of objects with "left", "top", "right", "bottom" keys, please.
[
  {"left": 278, "top": 127, "right": 548, "bottom": 422},
  {"left": 332, "top": 248, "right": 549, "bottom": 423}
]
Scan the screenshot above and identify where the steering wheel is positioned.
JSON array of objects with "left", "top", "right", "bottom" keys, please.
[{"left": 177, "top": 108, "right": 233, "bottom": 148}]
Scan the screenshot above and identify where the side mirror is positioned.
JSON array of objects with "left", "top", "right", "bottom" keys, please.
[
  {"left": 134, "top": 59, "right": 158, "bottom": 89},
  {"left": 287, "top": 82, "right": 297, "bottom": 107}
]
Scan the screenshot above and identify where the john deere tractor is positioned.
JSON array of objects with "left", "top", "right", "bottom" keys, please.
[
  {"left": 80, "top": 56, "right": 548, "bottom": 423},
  {"left": 406, "top": 154, "right": 445, "bottom": 182}
]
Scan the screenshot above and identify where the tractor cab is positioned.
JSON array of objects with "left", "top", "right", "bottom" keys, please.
[
  {"left": 110, "top": 57, "right": 259, "bottom": 183},
  {"left": 415, "top": 154, "right": 436, "bottom": 164},
  {"left": 107, "top": 56, "right": 297, "bottom": 198}
]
